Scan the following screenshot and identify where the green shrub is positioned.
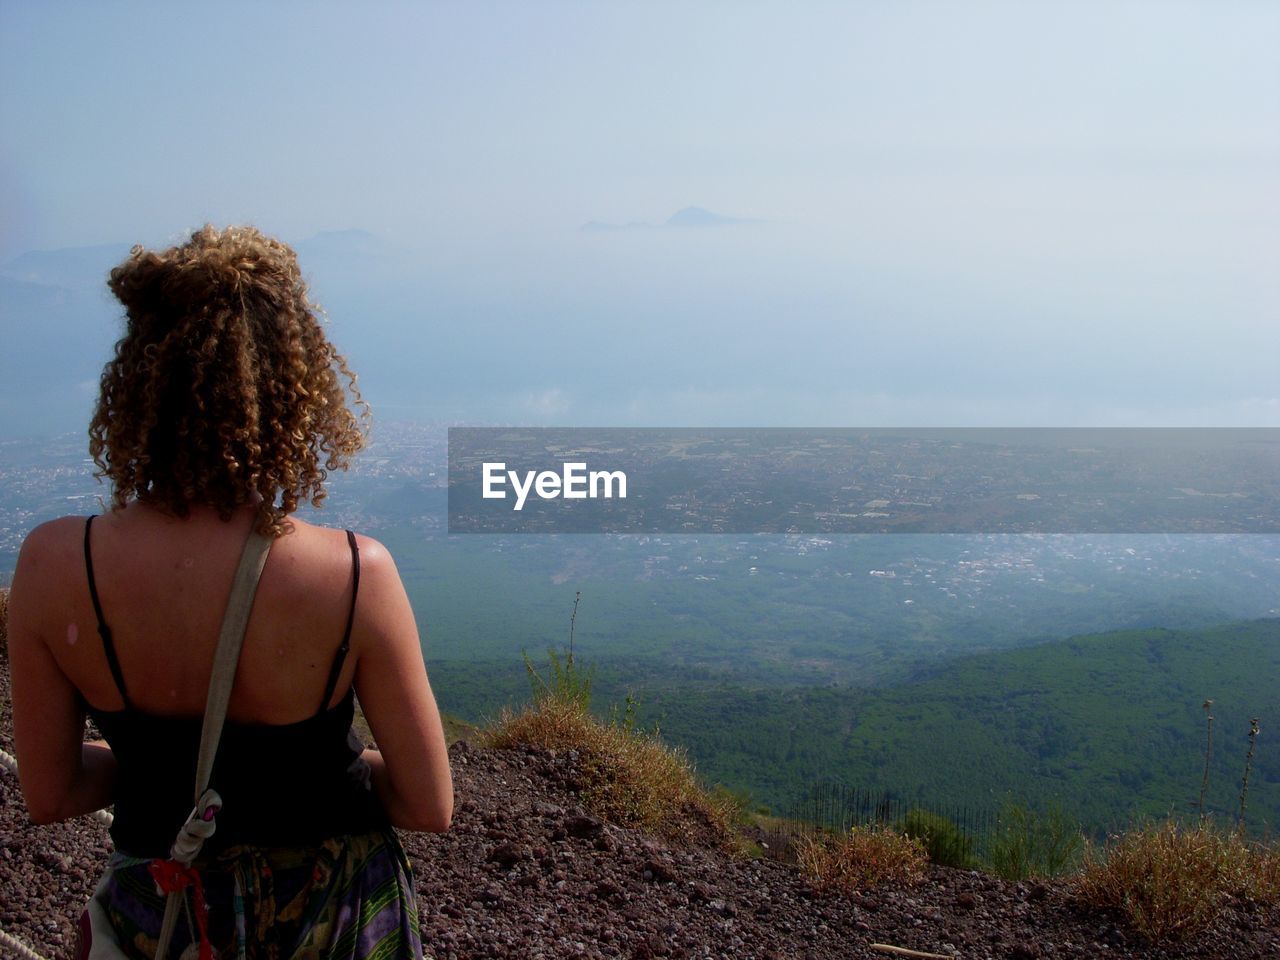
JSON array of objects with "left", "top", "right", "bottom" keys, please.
[
  {"left": 986, "top": 801, "right": 1083, "bottom": 880},
  {"left": 898, "top": 808, "right": 974, "bottom": 868},
  {"left": 523, "top": 646, "right": 595, "bottom": 713}
]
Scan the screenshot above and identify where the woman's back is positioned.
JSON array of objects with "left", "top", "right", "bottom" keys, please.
[{"left": 44, "top": 503, "right": 364, "bottom": 724}]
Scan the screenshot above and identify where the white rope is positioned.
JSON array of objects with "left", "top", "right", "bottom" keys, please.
[
  {"left": 0, "top": 746, "right": 113, "bottom": 826},
  {"left": 0, "top": 924, "right": 52, "bottom": 960}
]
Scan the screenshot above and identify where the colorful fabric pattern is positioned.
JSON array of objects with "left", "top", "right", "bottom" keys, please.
[{"left": 84, "top": 830, "right": 422, "bottom": 960}]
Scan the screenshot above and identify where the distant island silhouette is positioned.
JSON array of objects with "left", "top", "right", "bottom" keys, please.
[{"left": 582, "top": 205, "right": 760, "bottom": 232}]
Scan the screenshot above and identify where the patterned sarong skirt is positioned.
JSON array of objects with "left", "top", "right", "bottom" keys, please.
[{"left": 79, "top": 830, "right": 422, "bottom": 960}]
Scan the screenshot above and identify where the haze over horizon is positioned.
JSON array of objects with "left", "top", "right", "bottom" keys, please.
[{"left": 2, "top": 2, "right": 1277, "bottom": 434}]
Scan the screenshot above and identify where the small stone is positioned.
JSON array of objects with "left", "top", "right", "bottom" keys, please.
[
  {"left": 708, "top": 898, "right": 737, "bottom": 918},
  {"left": 486, "top": 842, "right": 531, "bottom": 867},
  {"left": 563, "top": 814, "right": 604, "bottom": 839},
  {"left": 687, "top": 881, "right": 713, "bottom": 903},
  {"left": 594, "top": 879, "right": 623, "bottom": 901},
  {"left": 594, "top": 831, "right": 618, "bottom": 852},
  {"left": 642, "top": 858, "right": 677, "bottom": 883}
]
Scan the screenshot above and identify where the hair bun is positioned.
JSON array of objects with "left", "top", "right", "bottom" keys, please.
[{"left": 109, "top": 225, "right": 300, "bottom": 320}]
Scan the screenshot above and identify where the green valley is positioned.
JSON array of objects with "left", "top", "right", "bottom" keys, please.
[{"left": 431, "top": 619, "right": 1280, "bottom": 838}]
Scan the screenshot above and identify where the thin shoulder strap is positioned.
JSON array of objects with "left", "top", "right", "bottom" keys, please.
[
  {"left": 83, "top": 515, "right": 131, "bottom": 709},
  {"left": 318, "top": 530, "right": 360, "bottom": 714}
]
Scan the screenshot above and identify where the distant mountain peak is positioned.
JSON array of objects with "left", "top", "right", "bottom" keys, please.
[
  {"left": 0, "top": 243, "right": 132, "bottom": 290},
  {"left": 665, "top": 206, "right": 740, "bottom": 227},
  {"left": 581, "top": 207, "right": 757, "bottom": 232}
]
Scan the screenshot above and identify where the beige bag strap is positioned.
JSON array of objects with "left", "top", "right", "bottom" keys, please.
[
  {"left": 155, "top": 525, "right": 273, "bottom": 960},
  {"left": 193, "top": 527, "right": 273, "bottom": 799}
]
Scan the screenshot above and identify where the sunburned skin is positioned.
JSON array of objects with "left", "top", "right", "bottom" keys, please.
[{"left": 66, "top": 622, "right": 77, "bottom": 646}]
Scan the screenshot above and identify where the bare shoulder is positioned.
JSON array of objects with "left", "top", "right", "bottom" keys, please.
[
  {"left": 349, "top": 531, "right": 399, "bottom": 577},
  {"left": 14, "top": 515, "right": 87, "bottom": 584},
  {"left": 341, "top": 532, "right": 416, "bottom": 643},
  {"left": 10, "top": 516, "right": 88, "bottom": 635},
  {"left": 278, "top": 516, "right": 393, "bottom": 574},
  {"left": 18, "top": 515, "right": 85, "bottom": 559},
  {"left": 348, "top": 532, "right": 411, "bottom": 609},
  {"left": 274, "top": 520, "right": 405, "bottom": 603}
]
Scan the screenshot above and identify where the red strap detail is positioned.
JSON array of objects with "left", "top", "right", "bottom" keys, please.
[{"left": 148, "top": 860, "right": 214, "bottom": 960}]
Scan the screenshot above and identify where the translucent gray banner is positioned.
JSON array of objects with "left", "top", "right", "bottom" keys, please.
[{"left": 447, "top": 428, "right": 1280, "bottom": 534}]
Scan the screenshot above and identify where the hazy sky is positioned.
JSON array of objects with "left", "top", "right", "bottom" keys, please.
[{"left": 2, "top": 1, "right": 1278, "bottom": 430}]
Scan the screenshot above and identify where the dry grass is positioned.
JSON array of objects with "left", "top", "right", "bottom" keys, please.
[
  {"left": 1073, "top": 819, "right": 1279, "bottom": 943},
  {"left": 481, "top": 697, "right": 735, "bottom": 846},
  {"left": 1256, "top": 845, "right": 1280, "bottom": 901},
  {"left": 795, "top": 824, "right": 928, "bottom": 895}
]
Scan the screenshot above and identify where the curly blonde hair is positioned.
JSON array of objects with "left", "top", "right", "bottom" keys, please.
[{"left": 89, "top": 225, "right": 368, "bottom": 535}]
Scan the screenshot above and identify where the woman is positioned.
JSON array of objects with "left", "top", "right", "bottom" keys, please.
[{"left": 7, "top": 225, "right": 452, "bottom": 959}]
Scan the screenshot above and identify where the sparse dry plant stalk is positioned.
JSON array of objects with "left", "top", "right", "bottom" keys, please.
[
  {"left": 1238, "top": 717, "right": 1260, "bottom": 827},
  {"left": 1198, "top": 699, "right": 1214, "bottom": 822},
  {"left": 568, "top": 590, "right": 581, "bottom": 666}
]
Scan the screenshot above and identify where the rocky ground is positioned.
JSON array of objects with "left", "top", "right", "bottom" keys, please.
[{"left": 1, "top": 657, "right": 1277, "bottom": 959}]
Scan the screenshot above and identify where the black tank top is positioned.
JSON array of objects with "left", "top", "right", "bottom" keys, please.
[{"left": 83, "top": 516, "right": 387, "bottom": 858}]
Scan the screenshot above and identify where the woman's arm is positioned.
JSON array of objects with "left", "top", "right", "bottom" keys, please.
[
  {"left": 348, "top": 536, "right": 452, "bottom": 832},
  {"left": 8, "top": 521, "right": 118, "bottom": 823}
]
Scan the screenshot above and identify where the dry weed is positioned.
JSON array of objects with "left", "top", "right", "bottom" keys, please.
[
  {"left": 1248, "top": 842, "right": 1280, "bottom": 903},
  {"left": 482, "top": 698, "right": 734, "bottom": 846},
  {"left": 1073, "top": 819, "right": 1277, "bottom": 942},
  {"left": 795, "top": 824, "right": 927, "bottom": 895}
]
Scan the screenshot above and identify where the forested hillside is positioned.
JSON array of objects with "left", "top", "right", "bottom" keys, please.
[{"left": 435, "top": 619, "right": 1280, "bottom": 836}]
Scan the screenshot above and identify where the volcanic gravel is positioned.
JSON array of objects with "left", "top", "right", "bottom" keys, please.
[{"left": 2, "top": 657, "right": 1277, "bottom": 959}]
